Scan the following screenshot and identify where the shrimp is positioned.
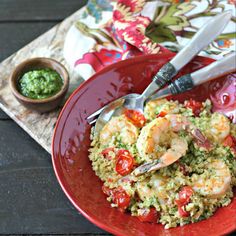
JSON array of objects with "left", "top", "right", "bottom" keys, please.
[
  {"left": 192, "top": 159, "right": 231, "bottom": 198},
  {"left": 207, "top": 113, "right": 230, "bottom": 143},
  {"left": 144, "top": 99, "right": 179, "bottom": 120},
  {"left": 134, "top": 114, "right": 210, "bottom": 176},
  {"left": 99, "top": 115, "right": 139, "bottom": 146},
  {"left": 136, "top": 174, "right": 169, "bottom": 205}
]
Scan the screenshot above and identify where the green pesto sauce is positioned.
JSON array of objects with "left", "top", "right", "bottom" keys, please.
[{"left": 18, "top": 68, "right": 63, "bottom": 99}]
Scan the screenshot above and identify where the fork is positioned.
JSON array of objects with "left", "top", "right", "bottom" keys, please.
[
  {"left": 86, "top": 11, "right": 232, "bottom": 126},
  {"left": 87, "top": 52, "right": 235, "bottom": 125}
]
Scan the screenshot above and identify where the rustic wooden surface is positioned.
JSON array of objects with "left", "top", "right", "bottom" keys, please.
[
  {"left": 0, "top": 0, "right": 109, "bottom": 234},
  {"left": 0, "top": 0, "right": 89, "bottom": 153}
]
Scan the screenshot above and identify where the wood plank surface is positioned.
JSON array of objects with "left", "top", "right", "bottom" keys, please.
[
  {"left": 0, "top": 22, "right": 57, "bottom": 62},
  {"left": 0, "top": 0, "right": 87, "bottom": 21},
  {"left": 0, "top": 111, "right": 8, "bottom": 119},
  {"left": 0, "top": 120, "right": 107, "bottom": 234}
]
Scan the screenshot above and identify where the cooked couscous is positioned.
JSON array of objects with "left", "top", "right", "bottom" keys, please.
[{"left": 89, "top": 98, "right": 236, "bottom": 228}]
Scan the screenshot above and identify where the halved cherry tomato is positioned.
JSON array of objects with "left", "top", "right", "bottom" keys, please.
[
  {"left": 137, "top": 208, "right": 160, "bottom": 223},
  {"left": 175, "top": 186, "right": 194, "bottom": 206},
  {"left": 102, "top": 185, "right": 113, "bottom": 196},
  {"left": 102, "top": 186, "right": 131, "bottom": 210},
  {"left": 117, "top": 149, "right": 130, "bottom": 156},
  {"left": 223, "top": 135, "right": 236, "bottom": 148},
  {"left": 101, "top": 147, "right": 115, "bottom": 160},
  {"left": 178, "top": 205, "right": 190, "bottom": 217},
  {"left": 124, "top": 109, "right": 146, "bottom": 128},
  {"left": 175, "top": 186, "right": 193, "bottom": 217},
  {"left": 156, "top": 111, "right": 167, "bottom": 118},
  {"left": 184, "top": 99, "right": 203, "bottom": 116},
  {"left": 223, "top": 135, "right": 236, "bottom": 155},
  {"left": 115, "top": 149, "right": 135, "bottom": 176},
  {"left": 112, "top": 187, "right": 131, "bottom": 210}
]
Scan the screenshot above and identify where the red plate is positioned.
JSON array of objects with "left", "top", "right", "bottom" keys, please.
[{"left": 52, "top": 52, "right": 236, "bottom": 236}]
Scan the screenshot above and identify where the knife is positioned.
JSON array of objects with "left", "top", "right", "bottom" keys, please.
[
  {"left": 151, "top": 11, "right": 232, "bottom": 91},
  {"left": 150, "top": 52, "right": 236, "bottom": 100}
]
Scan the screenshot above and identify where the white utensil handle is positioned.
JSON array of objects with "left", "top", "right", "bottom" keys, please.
[
  {"left": 192, "top": 52, "right": 236, "bottom": 86},
  {"left": 170, "top": 11, "right": 232, "bottom": 71},
  {"left": 168, "top": 52, "right": 236, "bottom": 95},
  {"left": 153, "top": 11, "right": 232, "bottom": 90}
]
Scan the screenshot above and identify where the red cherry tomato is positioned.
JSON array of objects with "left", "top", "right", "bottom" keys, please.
[
  {"left": 102, "top": 185, "right": 113, "bottom": 196},
  {"left": 175, "top": 186, "right": 193, "bottom": 217},
  {"left": 175, "top": 186, "right": 194, "bottom": 206},
  {"left": 178, "top": 205, "right": 190, "bottom": 217},
  {"left": 179, "top": 186, "right": 193, "bottom": 203},
  {"left": 223, "top": 135, "right": 236, "bottom": 155},
  {"left": 101, "top": 147, "right": 115, "bottom": 160},
  {"left": 124, "top": 109, "right": 146, "bottom": 128},
  {"left": 112, "top": 187, "right": 131, "bottom": 210},
  {"left": 223, "top": 135, "right": 236, "bottom": 148},
  {"left": 137, "top": 208, "right": 160, "bottom": 223},
  {"left": 117, "top": 149, "right": 130, "bottom": 156},
  {"left": 185, "top": 99, "right": 203, "bottom": 116},
  {"left": 115, "top": 150, "right": 135, "bottom": 176},
  {"left": 156, "top": 111, "right": 167, "bottom": 118},
  {"left": 102, "top": 186, "right": 131, "bottom": 210}
]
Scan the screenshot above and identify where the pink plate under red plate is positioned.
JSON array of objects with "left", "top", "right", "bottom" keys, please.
[{"left": 52, "top": 52, "right": 236, "bottom": 236}]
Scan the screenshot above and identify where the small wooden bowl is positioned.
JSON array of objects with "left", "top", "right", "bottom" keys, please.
[{"left": 9, "top": 57, "right": 69, "bottom": 113}]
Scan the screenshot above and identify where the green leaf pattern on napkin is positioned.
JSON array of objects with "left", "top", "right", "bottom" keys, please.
[
  {"left": 146, "top": 2, "right": 195, "bottom": 43},
  {"left": 75, "top": 0, "right": 235, "bottom": 58}
]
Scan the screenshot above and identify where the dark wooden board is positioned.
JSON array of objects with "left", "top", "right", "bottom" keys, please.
[
  {"left": 0, "top": 0, "right": 88, "bottom": 21},
  {"left": 0, "top": 22, "right": 58, "bottom": 62},
  {"left": 0, "top": 110, "right": 9, "bottom": 119},
  {"left": 0, "top": 120, "right": 107, "bottom": 234}
]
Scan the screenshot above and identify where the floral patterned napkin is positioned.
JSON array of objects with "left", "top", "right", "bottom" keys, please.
[{"left": 63, "top": 0, "right": 236, "bottom": 80}]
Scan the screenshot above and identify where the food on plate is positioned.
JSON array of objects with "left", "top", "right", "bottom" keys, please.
[
  {"left": 18, "top": 68, "right": 63, "bottom": 99},
  {"left": 89, "top": 98, "right": 236, "bottom": 228}
]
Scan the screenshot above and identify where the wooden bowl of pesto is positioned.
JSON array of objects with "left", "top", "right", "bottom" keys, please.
[{"left": 9, "top": 57, "right": 69, "bottom": 113}]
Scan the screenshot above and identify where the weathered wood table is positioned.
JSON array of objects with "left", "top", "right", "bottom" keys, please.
[{"left": 0, "top": 1, "right": 108, "bottom": 234}]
